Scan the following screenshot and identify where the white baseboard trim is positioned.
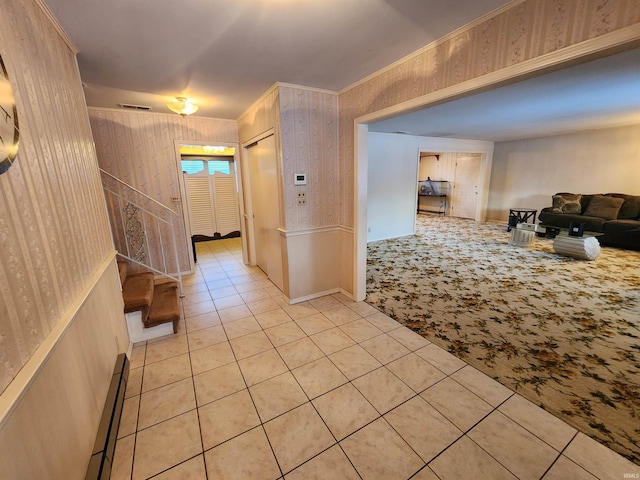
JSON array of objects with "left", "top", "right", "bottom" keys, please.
[
  {"left": 289, "top": 288, "right": 341, "bottom": 305},
  {"left": 338, "top": 288, "right": 356, "bottom": 301}
]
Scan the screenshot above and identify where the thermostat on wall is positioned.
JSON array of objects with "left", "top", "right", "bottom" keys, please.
[{"left": 294, "top": 173, "right": 307, "bottom": 185}]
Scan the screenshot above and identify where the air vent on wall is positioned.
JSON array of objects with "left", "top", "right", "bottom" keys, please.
[{"left": 118, "top": 103, "right": 152, "bottom": 111}]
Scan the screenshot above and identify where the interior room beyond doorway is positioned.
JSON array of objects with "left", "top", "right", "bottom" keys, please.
[
  {"left": 178, "top": 143, "right": 241, "bottom": 265},
  {"left": 418, "top": 151, "right": 482, "bottom": 220}
]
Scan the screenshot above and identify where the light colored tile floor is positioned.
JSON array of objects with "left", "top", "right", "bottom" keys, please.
[{"left": 112, "top": 238, "right": 639, "bottom": 480}]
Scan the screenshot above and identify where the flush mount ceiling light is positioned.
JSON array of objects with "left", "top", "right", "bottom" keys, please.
[{"left": 167, "top": 96, "right": 198, "bottom": 116}]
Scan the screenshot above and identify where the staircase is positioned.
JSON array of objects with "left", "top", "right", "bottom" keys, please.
[
  {"left": 118, "top": 261, "right": 181, "bottom": 342},
  {"left": 100, "top": 169, "right": 185, "bottom": 342}
]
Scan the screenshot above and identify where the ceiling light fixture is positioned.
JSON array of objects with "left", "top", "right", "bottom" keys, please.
[{"left": 167, "top": 96, "right": 198, "bottom": 116}]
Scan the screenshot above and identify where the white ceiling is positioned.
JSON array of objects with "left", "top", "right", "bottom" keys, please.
[
  {"left": 43, "top": 0, "right": 509, "bottom": 119},
  {"left": 43, "top": 0, "right": 640, "bottom": 140}
]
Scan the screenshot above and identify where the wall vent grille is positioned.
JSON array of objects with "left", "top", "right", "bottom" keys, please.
[{"left": 118, "top": 103, "right": 152, "bottom": 111}]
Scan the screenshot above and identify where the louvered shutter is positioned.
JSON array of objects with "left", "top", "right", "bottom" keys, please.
[
  {"left": 186, "top": 176, "right": 216, "bottom": 237},
  {"left": 212, "top": 173, "right": 240, "bottom": 236}
]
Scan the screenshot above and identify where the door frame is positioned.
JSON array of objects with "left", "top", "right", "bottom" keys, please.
[{"left": 173, "top": 139, "right": 242, "bottom": 271}]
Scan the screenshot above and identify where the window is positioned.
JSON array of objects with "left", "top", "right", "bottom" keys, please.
[
  {"left": 182, "top": 158, "right": 234, "bottom": 176},
  {"left": 208, "top": 160, "right": 231, "bottom": 175},
  {"left": 181, "top": 160, "right": 204, "bottom": 174}
]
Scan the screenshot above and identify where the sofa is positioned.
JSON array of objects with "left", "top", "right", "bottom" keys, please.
[{"left": 538, "top": 193, "right": 640, "bottom": 251}]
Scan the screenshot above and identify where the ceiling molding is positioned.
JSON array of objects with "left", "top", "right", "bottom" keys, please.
[
  {"left": 356, "top": 23, "right": 640, "bottom": 126},
  {"left": 339, "top": 0, "right": 526, "bottom": 95},
  {"left": 276, "top": 82, "right": 338, "bottom": 96},
  {"left": 236, "top": 83, "right": 280, "bottom": 123},
  {"left": 237, "top": 82, "right": 338, "bottom": 123},
  {"left": 35, "top": 0, "right": 78, "bottom": 54}
]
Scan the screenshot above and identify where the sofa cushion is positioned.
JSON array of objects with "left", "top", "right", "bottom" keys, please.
[
  {"left": 603, "top": 219, "right": 640, "bottom": 233},
  {"left": 551, "top": 193, "right": 582, "bottom": 214},
  {"left": 583, "top": 194, "right": 625, "bottom": 220},
  {"left": 606, "top": 193, "right": 640, "bottom": 219},
  {"left": 599, "top": 227, "right": 640, "bottom": 251}
]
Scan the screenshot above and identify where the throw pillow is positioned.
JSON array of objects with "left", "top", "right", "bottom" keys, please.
[
  {"left": 551, "top": 193, "right": 582, "bottom": 214},
  {"left": 606, "top": 193, "right": 640, "bottom": 219},
  {"left": 583, "top": 194, "right": 625, "bottom": 220}
]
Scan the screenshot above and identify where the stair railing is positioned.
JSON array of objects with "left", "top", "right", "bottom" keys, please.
[{"left": 100, "top": 169, "right": 184, "bottom": 297}]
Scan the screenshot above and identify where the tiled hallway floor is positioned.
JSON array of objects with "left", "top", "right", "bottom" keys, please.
[{"left": 112, "top": 238, "right": 638, "bottom": 479}]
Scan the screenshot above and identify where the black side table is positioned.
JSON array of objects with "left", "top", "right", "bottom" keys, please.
[{"left": 507, "top": 208, "right": 537, "bottom": 231}]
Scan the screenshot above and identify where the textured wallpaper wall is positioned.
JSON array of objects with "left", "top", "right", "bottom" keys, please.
[
  {"left": 237, "top": 84, "right": 340, "bottom": 232},
  {"left": 278, "top": 86, "right": 339, "bottom": 231},
  {"left": 0, "top": 0, "right": 113, "bottom": 393},
  {"left": 89, "top": 108, "right": 239, "bottom": 271},
  {"left": 339, "top": 0, "right": 640, "bottom": 227}
]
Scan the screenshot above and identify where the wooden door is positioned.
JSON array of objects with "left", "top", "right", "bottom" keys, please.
[
  {"left": 246, "top": 136, "right": 283, "bottom": 290},
  {"left": 451, "top": 155, "right": 481, "bottom": 219}
]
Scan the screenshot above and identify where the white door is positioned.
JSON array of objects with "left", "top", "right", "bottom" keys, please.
[
  {"left": 451, "top": 154, "right": 481, "bottom": 219},
  {"left": 246, "top": 136, "right": 284, "bottom": 290}
]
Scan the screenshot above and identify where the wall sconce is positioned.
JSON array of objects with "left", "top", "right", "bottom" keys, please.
[{"left": 167, "top": 96, "right": 198, "bottom": 116}]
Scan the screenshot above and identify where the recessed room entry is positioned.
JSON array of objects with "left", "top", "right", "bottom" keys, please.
[
  {"left": 180, "top": 144, "right": 241, "bottom": 259},
  {"left": 418, "top": 152, "right": 481, "bottom": 219}
]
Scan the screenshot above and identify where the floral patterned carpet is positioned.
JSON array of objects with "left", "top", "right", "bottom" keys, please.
[{"left": 366, "top": 214, "right": 640, "bottom": 463}]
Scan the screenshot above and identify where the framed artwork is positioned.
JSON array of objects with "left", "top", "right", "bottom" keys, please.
[{"left": 0, "top": 54, "right": 19, "bottom": 174}]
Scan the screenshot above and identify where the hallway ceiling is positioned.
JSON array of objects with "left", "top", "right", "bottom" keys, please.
[
  {"left": 43, "top": 1, "right": 640, "bottom": 141},
  {"left": 43, "top": 0, "right": 509, "bottom": 119}
]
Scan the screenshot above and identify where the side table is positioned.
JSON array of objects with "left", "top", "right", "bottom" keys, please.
[
  {"left": 508, "top": 208, "right": 537, "bottom": 231},
  {"left": 509, "top": 227, "right": 535, "bottom": 248}
]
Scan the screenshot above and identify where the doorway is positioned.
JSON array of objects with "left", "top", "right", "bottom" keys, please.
[
  {"left": 175, "top": 142, "right": 241, "bottom": 268},
  {"left": 418, "top": 151, "right": 482, "bottom": 219},
  {"left": 182, "top": 155, "right": 240, "bottom": 239}
]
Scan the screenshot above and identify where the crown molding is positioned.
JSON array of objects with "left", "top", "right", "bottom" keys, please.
[
  {"left": 35, "top": 0, "right": 78, "bottom": 54},
  {"left": 339, "top": 0, "right": 526, "bottom": 95}
]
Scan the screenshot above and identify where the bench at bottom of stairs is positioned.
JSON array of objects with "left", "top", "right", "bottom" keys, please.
[{"left": 118, "top": 261, "right": 181, "bottom": 342}]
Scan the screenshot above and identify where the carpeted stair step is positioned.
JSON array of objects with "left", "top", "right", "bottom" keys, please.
[
  {"left": 144, "top": 281, "right": 180, "bottom": 333},
  {"left": 122, "top": 272, "right": 155, "bottom": 323}
]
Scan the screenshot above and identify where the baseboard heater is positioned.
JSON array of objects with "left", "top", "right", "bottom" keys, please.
[{"left": 85, "top": 353, "right": 130, "bottom": 480}]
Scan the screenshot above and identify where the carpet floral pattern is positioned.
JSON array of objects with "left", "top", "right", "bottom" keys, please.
[{"left": 366, "top": 214, "right": 640, "bottom": 463}]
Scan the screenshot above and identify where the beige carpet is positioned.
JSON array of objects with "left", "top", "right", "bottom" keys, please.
[{"left": 366, "top": 214, "right": 640, "bottom": 464}]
